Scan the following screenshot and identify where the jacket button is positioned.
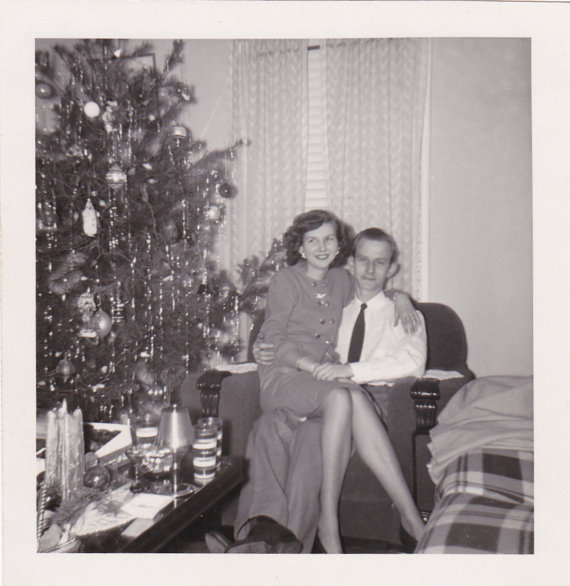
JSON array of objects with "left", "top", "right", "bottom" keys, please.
[
  {"left": 319, "top": 318, "right": 326, "bottom": 324},
  {"left": 314, "top": 333, "right": 321, "bottom": 339}
]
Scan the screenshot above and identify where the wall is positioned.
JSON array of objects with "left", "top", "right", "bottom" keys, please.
[
  {"left": 152, "top": 40, "right": 232, "bottom": 150},
  {"left": 429, "top": 38, "right": 533, "bottom": 377}
]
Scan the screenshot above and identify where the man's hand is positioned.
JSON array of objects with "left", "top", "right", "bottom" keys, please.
[
  {"left": 393, "top": 293, "right": 420, "bottom": 334},
  {"left": 252, "top": 339, "right": 276, "bottom": 366},
  {"left": 312, "top": 363, "right": 353, "bottom": 381}
]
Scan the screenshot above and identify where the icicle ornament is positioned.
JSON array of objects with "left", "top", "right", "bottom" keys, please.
[{"left": 82, "top": 198, "right": 98, "bottom": 237}]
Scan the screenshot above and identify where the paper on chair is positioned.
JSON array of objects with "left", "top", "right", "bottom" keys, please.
[
  {"left": 215, "top": 362, "right": 258, "bottom": 374},
  {"left": 423, "top": 369, "right": 464, "bottom": 380}
]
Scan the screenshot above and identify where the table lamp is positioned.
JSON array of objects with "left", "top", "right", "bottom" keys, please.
[{"left": 156, "top": 405, "right": 194, "bottom": 496}]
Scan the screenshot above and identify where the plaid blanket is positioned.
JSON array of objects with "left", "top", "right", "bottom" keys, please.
[{"left": 416, "top": 449, "right": 534, "bottom": 554}]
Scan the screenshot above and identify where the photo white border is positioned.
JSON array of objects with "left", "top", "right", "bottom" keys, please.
[{"left": 2, "top": 1, "right": 570, "bottom": 584}]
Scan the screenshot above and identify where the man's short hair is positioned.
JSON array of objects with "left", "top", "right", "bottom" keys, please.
[{"left": 352, "top": 228, "right": 399, "bottom": 265}]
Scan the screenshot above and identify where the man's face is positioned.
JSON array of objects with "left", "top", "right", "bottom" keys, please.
[{"left": 351, "top": 238, "right": 397, "bottom": 300}]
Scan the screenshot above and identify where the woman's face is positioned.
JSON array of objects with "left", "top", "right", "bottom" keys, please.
[{"left": 299, "top": 221, "right": 339, "bottom": 273}]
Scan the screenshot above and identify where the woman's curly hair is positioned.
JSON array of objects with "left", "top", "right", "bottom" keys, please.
[{"left": 283, "top": 209, "right": 354, "bottom": 268}]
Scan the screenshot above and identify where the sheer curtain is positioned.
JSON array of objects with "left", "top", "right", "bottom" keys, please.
[
  {"left": 219, "top": 40, "right": 308, "bottom": 276},
  {"left": 324, "top": 39, "right": 430, "bottom": 297}
]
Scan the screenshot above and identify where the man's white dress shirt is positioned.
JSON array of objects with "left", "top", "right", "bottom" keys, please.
[{"left": 335, "top": 291, "right": 427, "bottom": 385}]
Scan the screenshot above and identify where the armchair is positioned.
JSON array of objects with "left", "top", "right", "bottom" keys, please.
[{"left": 178, "top": 302, "right": 474, "bottom": 545}]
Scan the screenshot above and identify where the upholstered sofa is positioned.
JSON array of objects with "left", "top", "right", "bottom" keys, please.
[{"left": 178, "top": 302, "right": 475, "bottom": 546}]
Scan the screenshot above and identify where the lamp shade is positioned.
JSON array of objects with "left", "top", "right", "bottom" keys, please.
[{"left": 156, "top": 405, "right": 194, "bottom": 451}]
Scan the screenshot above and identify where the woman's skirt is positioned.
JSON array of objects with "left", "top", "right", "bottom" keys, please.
[{"left": 259, "top": 365, "right": 360, "bottom": 418}]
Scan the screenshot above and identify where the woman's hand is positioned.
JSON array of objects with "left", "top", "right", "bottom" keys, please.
[
  {"left": 393, "top": 292, "right": 420, "bottom": 334},
  {"left": 312, "top": 363, "right": 353, "bottom": 381},
  {"left": 252, "top": 339, "right": 276, "bottom": 366}
]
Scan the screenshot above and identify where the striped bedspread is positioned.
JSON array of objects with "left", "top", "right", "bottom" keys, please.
[{"left": 415, "top": 448, "right": 534, "bottom": 554}]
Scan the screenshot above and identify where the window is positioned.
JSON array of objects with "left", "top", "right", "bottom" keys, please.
[{"left": 304, "top": 44, "right": 329, "bottom": 211}]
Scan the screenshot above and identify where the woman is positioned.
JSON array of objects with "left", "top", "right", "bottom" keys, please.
[{"left": 258, "top": 210, "right": 424, "bottom": 553}]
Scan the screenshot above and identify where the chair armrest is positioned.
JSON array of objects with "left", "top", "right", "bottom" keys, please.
[
  {"left": 196, "top": 369, "right": 233, "bottom": 417},
  {"left": 410, "top": 378, "right": 440, "bottom": 434},
  {"left": 178, "top": 370, "right": 262, "bottom": 459}
]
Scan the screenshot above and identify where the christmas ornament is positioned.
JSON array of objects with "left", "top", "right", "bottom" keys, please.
[
  {"left": 81, "top": 198, "right": 98, "bottom": 237},
  {"left": 106, "top": 163, "right": 127, "bottom": 190},
  {"left": 217, "top": 183, "right": 235, "bottom": 199},
  {"left": 181, "top": 275, "right": 194, "bottom": 290},
  {"left": 93, "top": 309, "right": 112, "bottom": 339},
  {"left": 83, "top": 101, "right": 101, "bottom": 118},
  {"left": 178, "top": 87, "right": 193, "bottom": 102},
  {"left": 135, "top": 359, "right": 155, "bottom": 388},
  {"left": 36, "top": 82, "right": 54, "bottom": 100},
  {"left": 163, "top": 219, "right": 178, "bottom": 243},
  {"left": 102, "top": 100, "right": 119, "bottom": 133},
  {"left": 83, "top": 465, "right": 111, "bottom": 490},
  {"left": 55, "top": 357, "right": 75, "bottom": 382},
  {"left": 36, "top": 203, "right": 58, "bottom": 233},
  {"left": 171, "top": 126, "right": 188, "bottom": 139},
  {"left": 48, "top": 269, "right": 86, "bottom": 297},
  {"left": 77, "top": 291, "right": 97, "bottom": 338},
  {"left": 205, "top": 204, "right": 223, "bottom": 223},
  {"left": 84, "top": 452, "right": 99, "bottom": 470}
]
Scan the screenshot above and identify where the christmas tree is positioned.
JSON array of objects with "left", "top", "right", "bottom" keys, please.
[{"left": 36, "top": 39, "right": 243, "bottom": 419}]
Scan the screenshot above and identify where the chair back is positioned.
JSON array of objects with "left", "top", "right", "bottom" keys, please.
[{"left": 247, "top": 301, "right": 473, "bottom": 378}]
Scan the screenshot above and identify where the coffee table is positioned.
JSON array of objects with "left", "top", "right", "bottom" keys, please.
[{"left": 82, "top": 456, "right": 244, "bottom": 553}]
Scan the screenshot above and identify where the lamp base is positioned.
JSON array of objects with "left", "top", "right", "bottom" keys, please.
[{"left": 171, "top": 483, "right": 194, "bottom": 498}]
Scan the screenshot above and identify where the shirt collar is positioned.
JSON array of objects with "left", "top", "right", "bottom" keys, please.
[{"left": 353, "top": 290, "right": 388, "bottom": 310}]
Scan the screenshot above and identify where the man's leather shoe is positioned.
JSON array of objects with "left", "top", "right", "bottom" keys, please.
[{"left": 226, "top": 516, "right": 302, "bottom": 554}]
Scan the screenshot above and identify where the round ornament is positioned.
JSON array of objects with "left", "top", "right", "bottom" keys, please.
[
  {"left": 84, "top": 452, "right": 99, "bottom": 470},
  {"left": 55, "top": 358, "right": 75, "bottom": 382},
  {"left": 35, "top": 82, "right": 54, "bottom": 100},
  {"left": 93, "top": 309, "right": 112, "bottom": 338},
  {"left": 105, "top": 163, "right": 127, "bottom": 190},
  {"left": 217, "top": 183, "right": 236, "bottom": 199},
  {"left": 84, "top": 465, "right": 111, "bottom": 490},
  {"left": 84, "top": 101, "right": 101, "bottom": 118}
]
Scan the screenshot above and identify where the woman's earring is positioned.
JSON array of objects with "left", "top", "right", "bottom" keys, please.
[{"left": 300, "top": 251, "right": 306, "bottom": 260}]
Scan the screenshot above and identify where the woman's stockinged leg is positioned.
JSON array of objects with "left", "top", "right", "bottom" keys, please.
[
  {"left": 349, "top": 389, "right": 425, "bottom": 540},
  {"left": 316, "top": 386, "right": 352, "bottom": 553}
]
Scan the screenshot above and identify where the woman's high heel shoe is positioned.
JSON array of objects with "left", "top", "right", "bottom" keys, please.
[
  {"left": 398, "top": 526, "right": 418, "bottom": 553},
  {"left": 312, "top": 534, "right": 343, "bottom": 554},
  {"left": 312, "top": 534, "right": 327, "bottom": 553}
]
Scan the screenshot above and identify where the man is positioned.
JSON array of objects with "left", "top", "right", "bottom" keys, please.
[{"left": 207, "top": 228, "right": 427, "bottom": 553}]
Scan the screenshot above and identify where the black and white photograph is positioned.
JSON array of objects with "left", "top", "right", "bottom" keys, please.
[{"left": 1, "top": 2, "right": 569, "bottom": 585}]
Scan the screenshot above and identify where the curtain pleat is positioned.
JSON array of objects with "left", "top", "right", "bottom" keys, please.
[
  {"left": 220, "top": 40, "right": 308, "bottom": 278},
  {"left": 324, "top": 39, "right": 429, "bottom": 297}
]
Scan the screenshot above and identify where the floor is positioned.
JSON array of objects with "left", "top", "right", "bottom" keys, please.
[{"left": 162, "top": 525, "right": 409, "bottom": 554}]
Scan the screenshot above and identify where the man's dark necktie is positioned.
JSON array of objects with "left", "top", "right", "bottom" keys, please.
[{"left": 347, "top": 303, "right": 367, "bottom": 362}]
